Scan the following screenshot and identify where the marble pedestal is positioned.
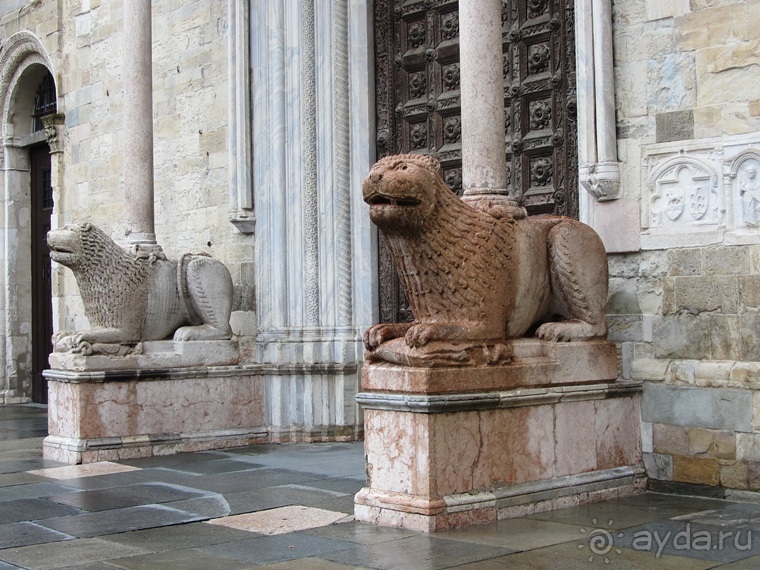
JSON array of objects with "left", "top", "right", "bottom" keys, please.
[
  {"left": 43, "top": 341, "right": 267, "bottom": 464},
  {"left": 355, "top": 339, "right": 644, "bottom": 532}
]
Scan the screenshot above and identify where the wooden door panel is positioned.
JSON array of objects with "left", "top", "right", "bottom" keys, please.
[{"left": 30, "top": 144, "right": 53, "bottom": 404}]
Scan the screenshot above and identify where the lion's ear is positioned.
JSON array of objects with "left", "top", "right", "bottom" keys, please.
[
  {"left": 419, "top": 155, "right": 442, "bottom": 176},
  {"left": 82, "top": 222, "right": 92, "bottom": 231}
]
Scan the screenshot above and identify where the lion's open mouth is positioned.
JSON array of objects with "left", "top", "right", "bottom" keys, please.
[{"left": 367, "top": 195, "right": 421, "bottom": 207}]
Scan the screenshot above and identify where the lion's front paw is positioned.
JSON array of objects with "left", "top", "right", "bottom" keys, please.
[
  {"left": 405, "top": 324, "right": 434, "bottom": 348},
  {"left": 536, "top": 320, "right": 606, "bottom": 342},
  {"left": 364, "top": 323, "right": 412, "bottom": 350}
]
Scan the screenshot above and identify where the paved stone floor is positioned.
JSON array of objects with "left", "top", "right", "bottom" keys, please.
[{"left": 3, "top": 404, "right": 760, "bottom": 569}]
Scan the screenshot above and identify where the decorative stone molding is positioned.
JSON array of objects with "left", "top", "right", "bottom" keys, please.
[
  {"left": 575, "top": 0, "right": 622, "bottom": 203},
  {"left": 642, "top": 134, "right": 760, "bottom": 249},
  {"left": 0, "top": 31, "right": 56, "bottom": 140},
  {"left": 41, "top": 113, "right": 65, "bottom": 154},
  {"left": 227, "top": 0, "right": 255, "bottom": 233},
  {"left": 580, "top": 161, "right": 622, "bottom": 201}
]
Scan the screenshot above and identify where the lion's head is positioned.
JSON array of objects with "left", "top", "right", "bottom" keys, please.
[
  {"left": 47, "top": 222, "right": 94, "bottom": 268},
  {"left": 362, "top": 154, "right": 448, "bottom": 234}
]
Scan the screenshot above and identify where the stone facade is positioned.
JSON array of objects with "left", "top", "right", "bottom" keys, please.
[
  {"left": 0, "top": 0, "right": 759, "bottom": 494},
  {"left": 605, "top": 0, "right": 760, "bottom": 495},
  {"left": 0, "top": 0, "right": 373, "bottom": 442}
]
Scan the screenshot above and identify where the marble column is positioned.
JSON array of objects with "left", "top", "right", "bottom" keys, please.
[
  {"left": 251, "top": 0, "right": 375, "bottom": 439},
  {"left": 123, "top": 0, "right": 157, "bottom": 246},
  {"left": 459, "top": 0, "right": 510, "bottom": 201},
  {"left": 578, "top": 0, "right": 621, "bottom": 203}
]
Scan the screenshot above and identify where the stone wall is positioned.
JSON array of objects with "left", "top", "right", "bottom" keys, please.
[{"left": 611, "top": 0, "right": 760, "bottom": 495}]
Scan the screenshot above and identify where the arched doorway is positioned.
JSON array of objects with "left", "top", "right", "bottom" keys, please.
[{"left": 0, "top": 32, "right": 60, "bottom": 404}]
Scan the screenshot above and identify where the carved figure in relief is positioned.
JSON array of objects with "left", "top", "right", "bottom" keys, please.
[
  {"left": 362, "top": 154, "right": 608, "bottom": 366},
  {"left": 740, "top": 166, "right": 760, "bottom": 226},
  {"left": 48, "top": 223, "right": 233, "bottom": 356}
]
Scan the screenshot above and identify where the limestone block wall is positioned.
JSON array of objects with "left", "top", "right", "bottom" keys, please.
[
  {"left": 0, "top": 1, "right": 63, "bottom": 402},
  {"left": 610, "top": 0, "right": 760, "bottom": 495}
]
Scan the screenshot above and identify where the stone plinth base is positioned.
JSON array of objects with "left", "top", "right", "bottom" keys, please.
[
  {"left": 48, "top": 340, "right": 240, "bottom": 372},
  {"left": 43, "top": 365, "right": 266, "bottom": 464},
  {"left": 355, "top": 344, "right": 643, "bottom": 532}
]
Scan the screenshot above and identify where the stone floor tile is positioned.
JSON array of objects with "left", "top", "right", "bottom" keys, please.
[
  {"left": 57, "top": 562, "right": 123, "bottom": 570},
  {"left": 28, "top": 462, "right": 141, "bottom": 480},
  {"left": 0, "top": 482, "right": 77, "bottom": 502},
  {"left": 161, "top": 495, "right": 232, "bottom": 518},
  {"left": 293, "top": 477, "right": 365, "bottom": 495},
  {"left": 37, "top": 504, "right": 204, "bottom": 538},
  {"left": 47, "top": 482, "right": 208, "bottom": 512},
  {"left": 0, "top": 430, "right": 47, "bottom": 441},
  {"left": 0, "top": 460, "right": 64, "bottom": 476},
  {"left": 0, "top": 537, "right": 149, "bottom": 570},
  {"left": 259, "top": 557, "right": 371, "bottom": 569},
  {"left": 320, "top": 535, "right": 515, "bottom": 570},
  {"left": 305, "top": 521, "right": 419, "bottom": 545},
  {"left": 55, "top": 469, "right": 180, "bottom": 492},
  {"left": 222, "top": 483, "right": 350, "bottom": 516},
  {"left": 118, "top": 452, "right": 243, "bottom": 473},
  {"left": 0, "top": 498, "right": 83, "bottom": 524},
  {"left": 222, "top": 443, "right": 366, "bottom": 479},
  {"left": 99, "top": 520, "right": 256, "bottom": 552},
  {"left": 719, "top": 552, "right": 760, "bottom": 567},
  {"left": 0, "top": 521, "right": 72, "bottom": 549},
  {"left": 450, "top": 541, "right": 721, "bottom": 569},
  {"left": 125, "top": 457, "right": 263, "bottom": 476},
  {"left": 526, "top": 500, "right": 672, "bottom": 529},
  {"left": 614, "top": 519, "right": 760, "bottom": 563},
  {"left": 0, "top": 472, "right": 46, "bottom": 488},
  {"left": 97, "top": 548, "right": 256, "bottom": 570},
  {"left": 436, "top": 518, "right": 587, "bottom": 551},
  {"left": 617, "top": 492, "right": 732, "bottom": 516},
  {"left": 178, "top": 468, "right": 328, "bottom": 495},
  {"left": 673, "top": 502, "right": 760, "bottom": 528},
  {"left": 200, "top": 533, "right": 356, "bottom": 565},
  {"left": 207, "top": 506, "right": 349, "bottom": 535}
]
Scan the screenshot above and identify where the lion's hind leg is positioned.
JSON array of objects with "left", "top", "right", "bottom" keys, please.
[
  {"left": 536, "top": 220, "right": 608, "bottom": 342},
  {"left": 173, "top": 256, "right": 234, "bottom": 341}
]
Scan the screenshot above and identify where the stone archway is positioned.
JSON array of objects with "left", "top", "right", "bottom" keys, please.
[{"left": 0, "top": 31, "right": 61, "bottom": 403}]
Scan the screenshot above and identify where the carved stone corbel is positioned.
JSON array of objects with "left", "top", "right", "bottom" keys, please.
[
  {"left": 41, "top": 113, "right": 65, "bottom": 154},
  {"left": 580, "top": 161, "right": 622, "bottom": 201}
]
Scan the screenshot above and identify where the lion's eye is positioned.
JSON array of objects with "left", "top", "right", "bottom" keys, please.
[{"left": 400, "top": 165, "right": 408, "bottom": 170}]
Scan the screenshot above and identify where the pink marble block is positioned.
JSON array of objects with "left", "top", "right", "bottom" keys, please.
[
  {"left": 44, "top": 370, "right": 266, "bottom": 464},
  {"left": 355, "top": 362, "right": 643, "bottom": 532}
]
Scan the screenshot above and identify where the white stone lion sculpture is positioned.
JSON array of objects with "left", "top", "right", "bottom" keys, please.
[{"left": 48, "top": 222, "right": 233, "bottom": 356}]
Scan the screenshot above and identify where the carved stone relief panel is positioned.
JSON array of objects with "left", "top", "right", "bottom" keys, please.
[
  {"left": 649, "top": 161, "right": 719, "bottom": 228},
  {"left": 642, "top": 136, "right": 760, "bottom": 249},
  {"left": 728, "top": 149, "right": 760, "bottom": 230}
]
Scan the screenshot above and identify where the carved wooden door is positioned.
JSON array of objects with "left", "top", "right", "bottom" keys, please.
[
  {"left": 374, "top": 0, "right": 577, "bottom": 323},
  {"left": 31, "top": 144, "right": 53, "bottom": 404}
]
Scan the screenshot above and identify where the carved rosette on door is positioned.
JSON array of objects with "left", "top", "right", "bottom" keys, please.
[{"left": 374, "top": 0, "right": 578, "bottom": 323}]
